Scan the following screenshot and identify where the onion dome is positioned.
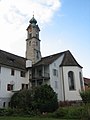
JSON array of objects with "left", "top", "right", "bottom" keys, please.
[{"left": 29, "top": 15, "right": 37, "bottom": 25}]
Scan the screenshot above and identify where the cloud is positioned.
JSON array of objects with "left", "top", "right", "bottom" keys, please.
[
  {"left": 0, "top": 0, "right": 61, "bottom": 26},
  {"left": 0, "top": 0, "right": 61, "bottom": 56}
]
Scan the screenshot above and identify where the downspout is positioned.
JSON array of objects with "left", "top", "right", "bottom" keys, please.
[{"left": 62, "top": 67, "right": 65, "bottom": 101}]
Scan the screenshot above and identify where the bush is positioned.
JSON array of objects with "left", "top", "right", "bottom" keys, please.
[
  {"left": 80, "top": 90, "right": 90, "bottom": 104},
  {"left": 0, "top": 108, "right": 14, "bottom": 116},
  {"left": 46, "top": 105, "right": 90, "bottom": 119},
  {"left": 10, "top": 85, "right": 58, "bottom": 114},
  {"left": 33, "top": 85, "right": 58, "bottom": 113},
  {"left": 10, "top": 89, "right": 33, "bottom": 111}
]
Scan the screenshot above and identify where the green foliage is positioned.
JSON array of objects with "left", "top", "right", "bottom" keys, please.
[
  {"left": 10, "top": 89, "right": 33, "bottom": 110},
  {"left": 80, "top": 90, "right": 90, "bottom": 104},
  {"left": 10, "top": 85, "right": 58, "bottom": 114},
  {"left": 33, "top": 85, "right": 58, "bottom": 113},
  {"left": 0, "top": 108, "right": 14, "bottom": 116},
  {"left": 47, "top": 105, "right": 90, "bottom": 119},
  {"left": 50, "top": 107, "right": 68, "bottom": 118},
  {"left": 0, "top": 116, "right": 60, "bottom": 120}
]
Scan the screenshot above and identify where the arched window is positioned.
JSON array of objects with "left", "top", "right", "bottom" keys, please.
[
  {"left": 79, "top": 72, "right": 83, "bottom": 89},
  {"left": 68, "top": 71, "right": 75, "bottom": 90}
]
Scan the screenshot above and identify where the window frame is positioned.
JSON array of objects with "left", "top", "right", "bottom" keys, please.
[
  {"left": 55, "top": 81, "right": 58, "bottom": 89},
  {"left": 7, "top": 84, "right": 14, "bottom": 91},
  {"left": 53, "top": 69, "right": 58, "bottom": 76},
  {"left": 11, "top": 69, "right": 14, "bottom": 76},
  {"left": 20, "top": 71, "right": 26, "bottom": 77},
  {"left": 68, "top": 71, "right": 75, "bottom": 91},
  {"left": 79, "top": 72, "right": 83, "bottom": 89}
]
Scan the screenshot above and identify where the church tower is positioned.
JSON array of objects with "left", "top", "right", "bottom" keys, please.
[{"left": 26, "top": 15, "right": 41, "bottom": 64}]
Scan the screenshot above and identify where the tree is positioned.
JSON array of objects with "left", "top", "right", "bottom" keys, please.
[{"left": 33, "top": 84, "right": 58, "bottom": 113}]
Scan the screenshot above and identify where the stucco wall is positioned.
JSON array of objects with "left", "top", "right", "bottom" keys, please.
[
  {"left": 49, "top": 54, "right": 64, "bottom": 101},
  {"left": 62, "top": 66, "right": 84, "bottom": 101},
  {"left": 0, "top": 66, "right": 29, "bottom": 108}
]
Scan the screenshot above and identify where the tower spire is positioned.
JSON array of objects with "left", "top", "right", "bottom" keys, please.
[
  {"left": 29, "top": 14, "right": 37, "bottom": 25},
  {"left": 33, "top": 11, "right": 34, "bottom": 17}
]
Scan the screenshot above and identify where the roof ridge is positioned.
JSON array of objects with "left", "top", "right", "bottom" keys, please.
[
  {"left": 0, "top": 49, "right": 26, "bottom": 59},
  {"left": 42, "top": 50, "right": 69, "bottom": 59}
]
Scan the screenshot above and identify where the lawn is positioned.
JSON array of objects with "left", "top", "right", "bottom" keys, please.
[{"left": 0, "top": 116, "right": 68, "bottom": 120}]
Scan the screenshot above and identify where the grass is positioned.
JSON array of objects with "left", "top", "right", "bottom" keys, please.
[{"left": 0, "top": 116, "right": 69, "bottom": 120}]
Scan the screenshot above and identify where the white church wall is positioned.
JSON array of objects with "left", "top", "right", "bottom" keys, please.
[
  {"left": 62, "top": 66, "right": 83, "bottom": 101},
  {"left": 49, "top": 54, "right": 64, "bottom": 101}
]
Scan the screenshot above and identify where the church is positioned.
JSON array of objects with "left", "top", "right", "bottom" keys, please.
[{"left": 0, "top": 16, "right": 84, "bottom": 108}]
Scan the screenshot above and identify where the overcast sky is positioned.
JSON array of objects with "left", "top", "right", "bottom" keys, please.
[{"left": 0, "top": 0, "right": 90, "bottom": 78}]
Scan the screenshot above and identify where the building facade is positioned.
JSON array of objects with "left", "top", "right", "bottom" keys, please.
[{"left": 0, "top": 16, "right": 84, "bottom": 108}]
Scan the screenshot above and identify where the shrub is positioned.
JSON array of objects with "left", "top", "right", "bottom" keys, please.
[
  {"left": 10, "top": 89, "right": 33, "bottom": 111},
  {"left": 10, "top": 85, "right": 58, "bottom": 114},
  {"left": 80, "top": 90, "right": 90, "bottom": 104},
  {"left": 46, "top": 105, "right": 90, "bottom": 119},
  {"left": 33, "top": 85, "right": 58, "bottom": 113}
]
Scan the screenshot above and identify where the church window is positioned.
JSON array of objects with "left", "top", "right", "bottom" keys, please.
[
  {"left": 7, "top": 84, "right": 13, "bottom": 91},
  {"left": 20, "top": 71, "right": 25, "bottom": 77},
  {"left": 79, "top": 72, "right": 83, "bottom": 89},
  {"left": 68, "top": 71, "right": 75, "bottom": 90},
  {"left": 53, "top": 69, "right": 58, "bottom": 76},
  {"left": 11, "top": 69, "right": 14, "bottom": 76}
]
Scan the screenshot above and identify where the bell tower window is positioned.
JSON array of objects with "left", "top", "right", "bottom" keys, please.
[
  {"left": 36, "top": 33, "right": 39, "bottom": 38},
  {"left": 29, "top": 33, "right": 32, "bottom": 39},
  {"left": 29, "top": 41, "right": 31, "bottom": 46},
  {"left": 36, "top": 51, "right": 39, "bottom": 59},
  {"left": 36, "top": 41, "right": 38, "bottom": 46}
]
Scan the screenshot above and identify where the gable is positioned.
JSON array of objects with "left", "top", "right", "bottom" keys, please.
[{"left": 60, "top": 50, "right": 82, "bottom": 68}]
